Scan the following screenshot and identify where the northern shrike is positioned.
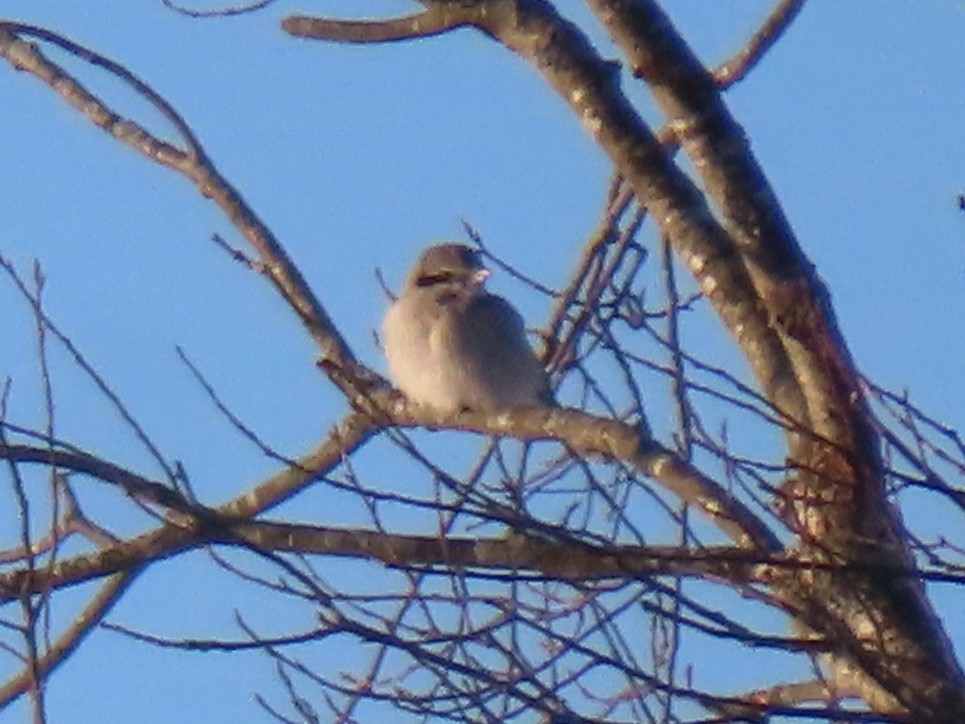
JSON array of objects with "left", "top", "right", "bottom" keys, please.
[{"left": 382, "top": 243, "right": 553, "bottom": 413}]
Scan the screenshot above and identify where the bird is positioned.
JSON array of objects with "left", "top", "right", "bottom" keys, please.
[{"left": 382, "top": 243, "right": 554, "bottom": 414}]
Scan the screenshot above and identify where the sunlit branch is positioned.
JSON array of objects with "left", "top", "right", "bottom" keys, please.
[
  {"left": 581, "top": 0, "right": 871, "bottom": 467},
  {"left": 386, "top": 401, "right": 780, "bottom": 549},
  {"left": 284, "top": 8, "right": 469, "bottom": 44},
  {"left": 427, "top": 0, "right": 802, "bottom": 433},
  {"left": 0, "top": 23, "right": 366, "bottom": 394},
  {"left": 713, "top": 0, "right": 808, "bottom": 86},
  {"left": 0, "top": 410, "right": 377, "bottom": 599}
]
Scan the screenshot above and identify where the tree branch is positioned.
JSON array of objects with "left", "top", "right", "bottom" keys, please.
[
  {"left": 713, "top": 0, "right": 808, "bottom": 87},
  {"left": 284, "top": 9, "right": 469, "bottom": 44},
  {"left": 0, "top": 23, "right": 368, "bottom": 396}
]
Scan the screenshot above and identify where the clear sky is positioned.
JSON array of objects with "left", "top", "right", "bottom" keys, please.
[{"left": 1, "top": 2, "right": 963, "bottom": 722}]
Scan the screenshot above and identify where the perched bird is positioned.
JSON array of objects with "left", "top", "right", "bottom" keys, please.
[{"left": 382, "top": 243, "right": 554, "bottom": 413}]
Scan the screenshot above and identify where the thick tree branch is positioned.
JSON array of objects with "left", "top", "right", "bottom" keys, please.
[
  {"left": 216, "top": 523, "right": 768, "bottom": 582},
  {"left": 3, "top": 10, "right": 962, "bottom": 721},
  {"left": 564, "top": 1, "right": 963, "bottom": 715},
  {"left": 274, "top": 1, "right": 965, "bottom": 717},
  {"left": 582, "top": 0, "right": 878, "bottom": 486},
  {"left": 417, "top": 0, "right": 806, "bottom": 429},
  {"left": 0, "top": 408, "right": 376, "bottom": 599},
  {"left": 389, "top": 400, "right": 779, "bottom": 550},
  {"left": 0, "top": 399, "right": 777, "bottom": 600}
]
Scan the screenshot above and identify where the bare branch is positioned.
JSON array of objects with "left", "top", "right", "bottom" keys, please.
[
  {"left": 0, "top": 444, "right": 197, "bottom": 518},
  {"left": 0, "top": 24, "right": 367, "bottom": 395},
  {"left": 0, "top": 573, "right": 139, "bottom": 710},
  {"left": 2, "top": 8, "right": 961, "bottom": 722},
  {"left": 0, "top": 254, "right": 178, "bottom": 484},
  {"left": 713, "top": 0, "right": 808, "bottom": 87},
  {"left": 284, "top": 8, "right": 469, "bottom": 44},
  {"left": 162, "top": 0, "right": 281, "bottom": 19}
]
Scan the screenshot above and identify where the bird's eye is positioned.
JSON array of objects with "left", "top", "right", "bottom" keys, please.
[{"left": 416, "top": 271, "right": 456, "bottom": 288}]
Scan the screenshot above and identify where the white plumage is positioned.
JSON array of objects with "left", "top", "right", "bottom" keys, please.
[{"left": 382, "top": 244, "right": 553, "bottom": 413}]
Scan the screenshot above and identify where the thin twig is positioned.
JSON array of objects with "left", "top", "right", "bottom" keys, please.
[{"left": 713, "top": 0, "right": 808, "bottom": 87}]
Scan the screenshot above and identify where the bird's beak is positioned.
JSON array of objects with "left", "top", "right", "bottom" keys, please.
[{"left": 471, "top": 268, "right": 491, "bottom": 286}]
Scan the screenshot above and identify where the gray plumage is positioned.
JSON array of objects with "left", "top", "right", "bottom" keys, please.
[{"left": 382, "top": 244, "right": 553, "bottom": 413}]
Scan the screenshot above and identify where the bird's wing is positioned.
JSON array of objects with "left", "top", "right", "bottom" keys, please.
[{"left": 458, "top": 294, "right": 556, "bottom": 406}]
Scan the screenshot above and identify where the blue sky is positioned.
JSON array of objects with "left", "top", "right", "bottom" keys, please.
[{"left": 1, "top": 2, "right": 963, "bottom": 721}]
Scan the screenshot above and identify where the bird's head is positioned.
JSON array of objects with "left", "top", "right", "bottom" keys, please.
[{"left": 407, "top": 243, "right": 490, "bottom": 295}]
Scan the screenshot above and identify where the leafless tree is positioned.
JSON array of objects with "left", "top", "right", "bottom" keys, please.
[{"left": 1, "top": 2, "right": 963, "bottom": 721}]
